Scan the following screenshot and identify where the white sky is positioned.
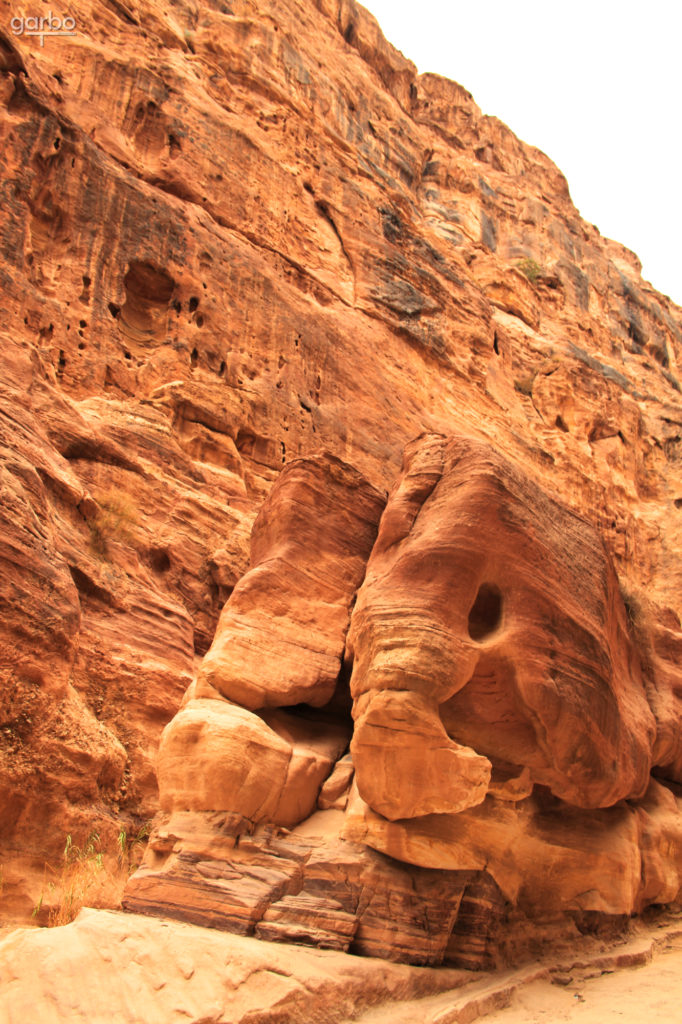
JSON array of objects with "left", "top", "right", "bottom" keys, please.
[{"left": 361, "top": 0, "right": 682, "bottom": 306}]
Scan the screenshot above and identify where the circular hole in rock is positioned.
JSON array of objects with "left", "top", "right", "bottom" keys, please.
[{"left": 468, "top": 583, "right": 503, "bottom": 641}]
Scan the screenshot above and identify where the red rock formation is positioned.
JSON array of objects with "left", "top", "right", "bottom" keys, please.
[
  {"left": 348, "top": 434, "right": 656, "bottom": 815},
  {"left": 155, "top": 453, "right": 383, "bottom": 829},
  {"left": 125, "top": 440, "right": 682, "bottom": 963},
  {"left": 1, "top": 0, "right": 682, "bottom": 971},
  {"left": 196, "top": 455, "right": 385, "bottom": 711}
]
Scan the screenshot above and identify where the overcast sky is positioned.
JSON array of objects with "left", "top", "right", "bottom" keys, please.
[{"left": 362, "top": 0, "right": 681, "bottom": 306}]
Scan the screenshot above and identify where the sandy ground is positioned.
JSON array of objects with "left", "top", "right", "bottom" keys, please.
[{"left": 483, "top": 936, "right": 682, "bottom": 1023}]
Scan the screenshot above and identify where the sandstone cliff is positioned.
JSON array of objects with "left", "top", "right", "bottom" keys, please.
[{"left": 1, "top": 0, "right": 682, "bottom": 972}]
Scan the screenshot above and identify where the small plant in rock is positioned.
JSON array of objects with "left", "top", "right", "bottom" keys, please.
[
  {"left": 89, "top": 489, "right": 137, "bottom": 556},
  {"left": 516, "top": 257, "right": 543, "bottom": 283},
  {"left": 116, "top": 821, "right": 151, "bottom": 874},
  {"left": 34, "top": 832, "right": 105, "bottom": 927},
  {"left": 621, "top": 586, "right": 643, "bottom": 630},
  {"left": 513, "top": 374, "right": 535, "bottom": 397}
]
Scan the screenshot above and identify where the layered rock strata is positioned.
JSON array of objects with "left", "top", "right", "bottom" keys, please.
[{"left": 126, "top": 438, "right": 682, "bottom": 966}]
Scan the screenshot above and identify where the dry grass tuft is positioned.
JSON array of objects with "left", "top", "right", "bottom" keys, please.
[{"left": 88, "top": 490, "right": 138, "bottom": 556}]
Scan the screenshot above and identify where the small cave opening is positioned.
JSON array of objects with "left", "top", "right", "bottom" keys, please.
[
  {"left": 467, "top": 583, "right": 503, "bottom": 641},
  {"left": 119, "top": 260, "right": 175, "bottom": 342},
  {"left": 262, "top": 658, "right": 355, "bottom": 777},
  {"left": 150, "top": 547, "right": 171, "bottom": 573}
]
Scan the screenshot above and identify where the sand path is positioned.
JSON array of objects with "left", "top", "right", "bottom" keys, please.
[{"left": 483, "top": 935, "right": 682, "bottom": 1023}]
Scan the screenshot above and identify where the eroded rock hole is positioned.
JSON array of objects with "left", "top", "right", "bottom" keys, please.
[
  {"left": 468, "top": 583, "right": 503, "bottom": 641},
  {"left": 120, "top": 261, "right": 175, "bottom": 342},
  {"left": 189, "top": 296, "right": 199, "bottom": 313},
  {"left": 150, "top": 547, "right": 171, "bottom": 573}
]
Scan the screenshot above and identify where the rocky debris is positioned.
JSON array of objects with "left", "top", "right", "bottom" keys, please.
[{"left": 317, "top": 753, "right": 355, "bottom": 810}]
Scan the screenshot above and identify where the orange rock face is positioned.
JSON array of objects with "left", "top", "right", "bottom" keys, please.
[
  {"left": 349, "top": 434, "right": 656, "bottom": 815},
  {"left": 2, "top": 0, "right": 682, "bottom": 975},
  {"left": 197, "top": 454, "right": 385, "bottom": 711},
  {"left": 128, "top": 439, "right": 682, "bottom": 963},
  {"left": 155, "top": 453, "right": 382, "bottom": 828}
]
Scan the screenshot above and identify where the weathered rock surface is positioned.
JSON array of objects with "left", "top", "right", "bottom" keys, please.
[
  {"left": 348, "top": 434, "right": 657, "bottom": 815},
  {"left": 344, "top": 778, "right": 682, "bottom": 918},
  {"left": 0, "top": 907, "right": 470, "bottom": 1024},
  {"left": 124, "top": 815, "right": 475, "bottom": 965},
  {"left": 157, "top": 699, "right": 350, "bottom": 826},
  {"left": 4, "top": 905, "right": 682, "bottom": 1024},
  {"left": 2, "top": 0, "right": 682, "bottom": 983},
  {"left": 197, "top": 454, "right": 385, "bottom": 711},
  {"left": 125, "top": 438, "right": 682, "bottom": 967},
  {"left": 155, "top": 452, "right": 382, "bottom": 832}
]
